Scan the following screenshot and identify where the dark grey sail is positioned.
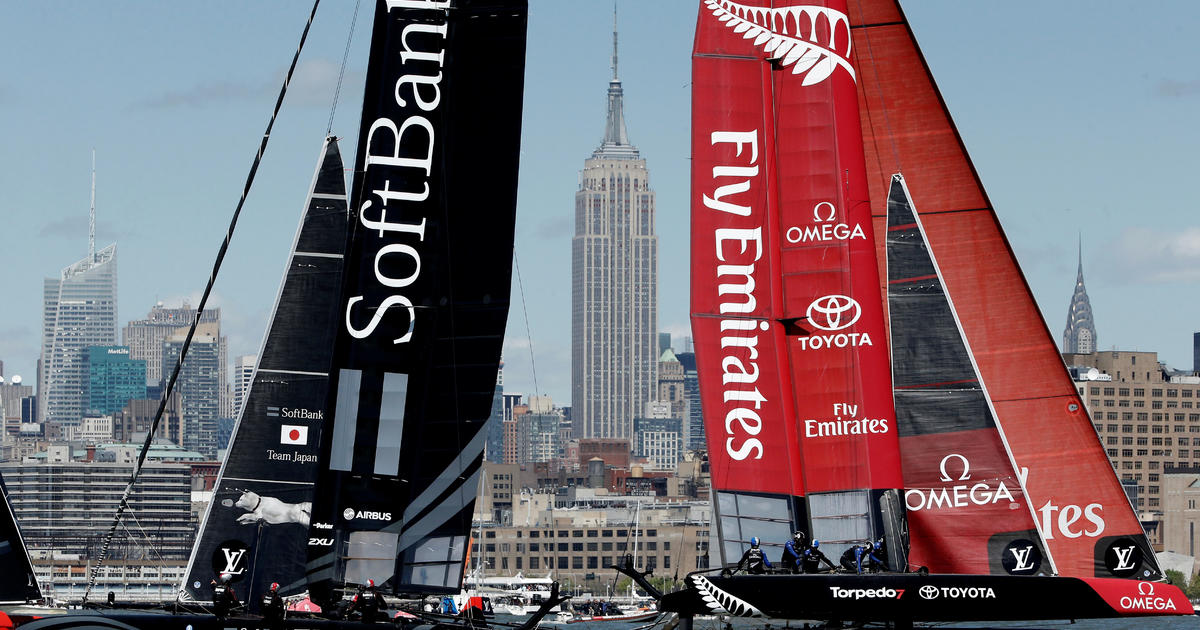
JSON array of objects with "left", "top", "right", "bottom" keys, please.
[
  {"left": 304, "top": 0, "right": 527, "bottom": 603},
  {"left": 886, "top": 173, "right": 1049, "bottom": 575},
  {"left": 0, "top": 474, "right": 39, "bottom": 603},
  {"left": 181, "top": 137, "right": 348, "bottom": 607}
]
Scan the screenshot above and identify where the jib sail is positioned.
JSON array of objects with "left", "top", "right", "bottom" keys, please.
[
  {"left": 851, "top": 0, "right": 1160, "bottom": 579},
  {"left": 181, "top": 137, "right": 348, "bottom": 606},
  {"left": 692, "top": 0, "right": 906, "bottom": 566},
  {"left": 303, "top": 0, "right": 527, "bottom": 602},
  {"left": 0, "top": 473, "right": 39, "bottom": 603},
  {"left": 886, "top": 173, "right": 1050, "bottom": 575}
]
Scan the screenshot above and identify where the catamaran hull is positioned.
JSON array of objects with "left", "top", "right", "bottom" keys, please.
[
  {"left": 659, "top": 573, "right": 1191, "bottom": 622},
  {"left": 16, "top": 610, "right": 472, "bottom": 630}
]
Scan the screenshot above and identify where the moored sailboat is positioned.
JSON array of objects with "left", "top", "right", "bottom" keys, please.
[{"left": 617, "top": 0, "right": 1192, "bottom": 625}]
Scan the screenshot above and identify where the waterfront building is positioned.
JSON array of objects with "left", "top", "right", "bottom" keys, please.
[
  {"left": 162, "top": 322, "right": 222, "bottom": 458},
  {"left": 571, "top": 20, "right": 658, "bottom": 443},
  {"left": 1062, "top": 244, "right": 1098, "bottom": 354},
  {"left": 634, "top": 414, "right": 682, "bottom": 472},
  {"left": 0, "top": 459, "right": 194, "bottom": 561},
  {"left": 1065, "top": 350, "right": 1200, "bottom": 514},
  {"left": 469, "top": 493, "right": 709, "bottom": 591},
  {"left": 84, "top": 346, "right": 146, "bottom": 416},
  {"left": 40, "top": 243, "right": 118, "bottom": 428}
]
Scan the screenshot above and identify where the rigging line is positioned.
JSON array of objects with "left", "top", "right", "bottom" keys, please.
[
  {"left": 327, "top": 0, "right": 363, "bottom": 135},
  {"left": 513, "top": 250, "right": 540, "bottom": 399},
  {"left": 84, "top": 0, "right": 323, "bottom": 602},
  {"left": 124, "top": 504, "right": 168, "bottom": 567}
]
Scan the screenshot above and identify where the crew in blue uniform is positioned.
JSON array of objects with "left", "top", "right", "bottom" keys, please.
[
  {"left": 840, "top": 539, "right": 886, "bottom": 574},
  {"left": 735, "top": 537, "right": 772, "bottom": 574},
  {"left": 780, "top": 531, "right": 806, "bottom": 574},
  {"left": 800, "top": 540, "right": 836, "bottom": 574}
]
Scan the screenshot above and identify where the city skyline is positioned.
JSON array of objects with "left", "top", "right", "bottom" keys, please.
[{"left": 2, "top": 2, "right": 1200, "bottom": 405}]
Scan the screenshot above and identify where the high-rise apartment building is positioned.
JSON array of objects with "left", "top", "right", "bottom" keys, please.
[
  {"left": 1063, "top": 243, "right": 1098, "bottom": 354},
  {"left": 232, "top": 354, "right": 257, "bottom": 419},
  {"left": 122, "top": 302, "right": 221, "bottom": 387},
  {"left": 0, "top": 377, "right": 33, "bottom": 438},
  {"left": 571, "top": 19, "right": 658, "bottom": 442},
  {"left": 84, "top": 346, "right": 146, "bottom": 416},
  {"left": 162, "top": 322, "right": 222, "bottom": 458},
  {"left": 675, "top": 351, "right": 705, "bottom": 451},
  {"left": 40, "top": 243, "right": 118, "bottom": 428}
]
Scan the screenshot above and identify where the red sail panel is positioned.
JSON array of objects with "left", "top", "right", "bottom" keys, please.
[
  {"left": 692, "top": 41, "right": 802, "bottom": 498},
  {"left": 766, "top": 0, "right": 904, "bottom": 493},
  {"left": 850, "top": 0, "right": 1159, "bottom": 579}
]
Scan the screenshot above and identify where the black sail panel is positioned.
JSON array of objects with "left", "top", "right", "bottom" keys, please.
[
  {"left": 181, "top": 137, "right": 348, "bottom": 605},
  {"left": 304, "top": 0, "right": 527, "bottom": 601},
  {"left": 0, "top": 474, "right": 39, "bottom": 603}
]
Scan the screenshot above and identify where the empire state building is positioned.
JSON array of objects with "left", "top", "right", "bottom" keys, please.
[{"left": 571, "top": 17, "right": 658, "bottom": 441}]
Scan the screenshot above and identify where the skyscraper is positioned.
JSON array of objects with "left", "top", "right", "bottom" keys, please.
[
  {"left": 571, "top": 13, "right": 658, "bottom": 441},
  {"left": 162, "top": 322, "right": 222, "bottom": 458},
  {"left": 1063, "top": 242, "right": 1098, "bottom": 354},
  {"left": 84, "top": 346, "right": 146, "bottom": 416},
  {"left": 232, "top": 354, "right": 257, "bottom": 418},
  {"left": 122, "top": 302, "right": 221, "bottom": 387},
  {"left": 40, "top": 243, "right": 118, "bottom": 428}
]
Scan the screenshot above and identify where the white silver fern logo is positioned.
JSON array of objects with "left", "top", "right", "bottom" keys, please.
[
  {"left": 704, "top": 0, "right": 856, "bottom": 86},
  {"left": 690, "top": 575, "right": 764, "bottom": 617}
]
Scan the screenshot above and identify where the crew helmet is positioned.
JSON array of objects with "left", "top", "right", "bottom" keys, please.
[
  {"left": 367, "top": 579, "right": 375, "bottom": 588},
  {"left": 749, "top": 536, "right": 760, "bottom": 547},
  {"left": 811, "top": 540, "right": 820, "bottom": 548},
  {"left": 270, "top": 582, "right": 279, "bottom": 591},
  {"left": 793, "top": 531, "right": 804, "bottom": 543}
]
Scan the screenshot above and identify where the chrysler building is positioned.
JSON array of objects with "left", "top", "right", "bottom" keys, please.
[{"left": 1063, "top": 241, "right": 1098, "bottom": 354}]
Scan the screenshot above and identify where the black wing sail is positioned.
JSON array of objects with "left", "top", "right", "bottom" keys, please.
[
  {"left": 0, "top": 474, "right": 39, "bottom": 603},
  {"left": 181, "top": 137, "right": 348, "bottom": 606},
  {"left": 304, "top": 0, "right": 527, "bottom": 602}
]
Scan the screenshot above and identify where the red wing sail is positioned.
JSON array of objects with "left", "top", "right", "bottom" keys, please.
[
  {"left": 693, "top": 0, "right": 906, "bottom": 565},
  {"left": 850, "top": 0, "right": 1160, "bottom": 579},
  {"left": 886, "top": 174, "right": 1049, "bottom": 575}
]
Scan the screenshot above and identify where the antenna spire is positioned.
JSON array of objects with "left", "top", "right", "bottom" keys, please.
[
  {"left": 611, "top": 3, "right": 618, "bottom": 81},
  {"left": 89, "top": 149, "right": 96, "bottom": 263}
]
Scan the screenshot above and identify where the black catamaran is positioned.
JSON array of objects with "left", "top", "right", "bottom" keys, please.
[
  {"left": 19, "top": 1, "right": 534, "bottom": 629},
  {"left": 615, "top": 0, "right": 1192, "bottom": 626}
]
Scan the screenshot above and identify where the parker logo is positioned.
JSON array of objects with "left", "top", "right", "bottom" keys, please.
[
  {"left": 344, "top": 508, "right": 392, "bottom": 522},
  {"left": 806, "top": 295, "right": 861, "bottom": 331},
  {"left": 829, "top": 586, "right": 903, "bottom": 600},
  {"left": 904, "top": 453, "right": 1017, "bottom": 512},
  {"left": 1119, "top": 581, "right": 1177, "bottom": 612},
  {"left": 1000, "top": 539, "right": 1042, "bottom": 575},
  {"left": 1104, "top": 538, "right": 1143, "bottom": 578},
  {"left": 703, "top": 0, "right": 856, "bottom": 86}
]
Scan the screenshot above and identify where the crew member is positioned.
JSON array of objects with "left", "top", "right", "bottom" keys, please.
[
  {"left": 780, "top": 531, "right": 806, "bottom": 574},
  {"left": 211, "top": 573, "right": 239, "bottom": 619},
  {"left": 261, "top": 582, "right": 284, "bottom": 623},
  {"left": 800, "top": 540, "right": 836, "bottom": 574},
  {"left": 735, "top": 537, "right": 772, "bottom": 574},
  {"left": 347, "top": 579, "right": 383, "bottom": 621},
  {"left": 839, "top": 540, "right": 886, "bottom": 574}
]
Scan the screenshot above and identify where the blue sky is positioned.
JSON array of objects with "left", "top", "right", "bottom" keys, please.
[{"left": 2, "top": 2, "right": 1198, "bottom": 406}]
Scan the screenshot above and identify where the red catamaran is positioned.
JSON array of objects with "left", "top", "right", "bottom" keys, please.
[{"left": 617, "top": 0, "right": 1193, "bottom": 624}]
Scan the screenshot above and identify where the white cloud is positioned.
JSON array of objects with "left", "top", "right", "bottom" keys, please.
[{"left": 1102, "top": 227, "right": 1200, "bottom": 283}]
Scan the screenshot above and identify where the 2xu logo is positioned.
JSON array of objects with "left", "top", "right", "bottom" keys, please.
[
  {"left": 210, "top": 539, "right": 249, "bottom": 582},
  {"left": 1103, "top": 538, "right": 1144, "bottom": 578},
  {"left": 1000, "top": 539, "right": 1042, "bottom": 575}
]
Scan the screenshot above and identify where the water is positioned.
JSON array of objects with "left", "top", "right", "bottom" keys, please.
[{"left": 517, "top": 613, "right": 1200, "bottom": 630}]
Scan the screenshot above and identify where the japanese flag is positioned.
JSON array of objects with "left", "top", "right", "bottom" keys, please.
[{"left": 281, "top": 425, "right": 308, "bottom": 445}]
